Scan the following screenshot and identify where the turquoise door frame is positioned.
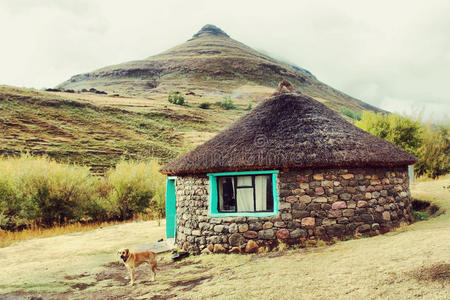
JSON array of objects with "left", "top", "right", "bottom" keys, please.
[{"left": 165, "top": 176, "right": 177, "bottom": 238}]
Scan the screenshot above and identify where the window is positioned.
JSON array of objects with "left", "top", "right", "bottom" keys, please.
[{"left": 208, "top": 170, "right": 278, "bottom": 217}]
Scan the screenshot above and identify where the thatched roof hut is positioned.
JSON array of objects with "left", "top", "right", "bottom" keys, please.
[
  {"left": 161, "top": 90, "right": 416, "bottom": 254},
  {"left": 160, "top": 92, "right": 416, "bottom": 175}
]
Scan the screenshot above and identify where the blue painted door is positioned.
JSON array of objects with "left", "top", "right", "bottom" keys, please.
[{"left": 165, "top": 178, "right": 177, "bottom": 238}]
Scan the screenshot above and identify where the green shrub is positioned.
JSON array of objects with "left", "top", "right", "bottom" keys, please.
[
  {"left": 0, "top": 155, "right": 167, "bottom": 230},
  {"left": 246, "top": 103, "right": 252, "bottom": 111},
  {"left": 199, "top": 102, "right": 211, "bottom": 109},
  {"left": 415, "top": 125, "right": 449, "bottom": 178},
  {"left": 355, "top": 111, "right": 449, "bottom": 178},
  {"left": 339, "top": 107, "right": 362, "bottom": 121},
  {"left": 216, "top": 96, "right": 235, "bottom": 110},
  {"left": 0, "top": 155, "right": 96, "bottom": 229},
  {"left": 355, "top": 111, "right": 422, "bottom": 156},
  {"left": 168, "top": 91, "right": 185, "bottom": 105}
]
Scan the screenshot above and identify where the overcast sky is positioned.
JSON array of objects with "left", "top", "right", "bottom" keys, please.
[{"left": 0, "top": 0, "right": 449, "bottom": 122}]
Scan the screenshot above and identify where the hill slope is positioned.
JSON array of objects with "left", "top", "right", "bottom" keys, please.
[
  {"left": 58, "top": 24, "right": 381, "bottom": 113},
  {"left": 0, "top": 85, "right": 250, "bottom": 173}
]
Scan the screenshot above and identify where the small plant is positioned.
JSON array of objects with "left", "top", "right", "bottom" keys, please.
[
  {"left": 199, "top": 102, "right": 211, "bottom": 109},
  {"left": 276, "top": 240, "right": 289, "bottom": 251},
  {"left": 168, "top": 91, "right": 185, "bottom": 106},
  {"left": 340, "top": 107, "right": 362, "bottom": 121},
  {"left": 216, "top": 96, "right": 235, "bottom": 110},
  {"left": 246, "top": 103, "right": 252, "bottom": 111}
]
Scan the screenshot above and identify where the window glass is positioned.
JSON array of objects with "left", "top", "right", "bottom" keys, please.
[{"left": 217, "top": 174, "right": 273, "bottom": 213}]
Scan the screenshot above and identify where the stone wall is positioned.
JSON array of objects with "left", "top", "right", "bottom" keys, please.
[{"left": 175, "top": 167, "right": 412, "bottom": 253}]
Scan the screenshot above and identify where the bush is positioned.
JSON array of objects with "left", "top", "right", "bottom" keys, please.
[
  {"left": 168, "top": 91, "right": 185, "bottom": 105},
  {"left": 104, "top": 160, "right": 164, "bottom": 220},
  {"left": 355, "top": 111, "right": 422, "bottom": 155},
  {"left": 246, "top": 103, "right": 252, "bottom": 111},
  {"left": 339, "top": 107, "right": 362, "bottom": 121},
  {"left": 199, "top": 102, "right": 211, "bottom": 109},
  {"left": 0, "top": 155, "right": 96, "bottom": 229},
  {"left": 0, "top": 155, "right": 167, "bottom": 230},
  {"left": 216, "top": 96, "right": 235, "bottom": 110},
  {"left": 415, "top": 125, "right": 449, "bottom": 178},
  {"left": 355, "top": 111, "right": 449, "bottom": 178}
]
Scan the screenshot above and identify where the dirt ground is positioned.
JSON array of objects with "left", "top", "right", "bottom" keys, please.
[{"left": 0, "top": 177, "right": 449, "bottom": 300}]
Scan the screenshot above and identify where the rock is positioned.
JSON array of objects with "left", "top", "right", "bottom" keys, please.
[
  {"left": 299, "top": 195, "right": 312, "bottom": 204},
  {"left": 365, "top": 192, "right": 372, "bottom": 200},
  {"left": 382, "top": 211, "right": 391, "bottom": 221},
  {"left": 343, "top": 209, "right": 355, "bottom": 217},
  {"left": 293, "top": 210, "right": 310, "bottom": 219},
  {"left": 347, "top": 201, "right": 357, "bottom": 209},
  {"left": 299, "top": 183, "right": 309, "bottom": 189},
  {"left": 357, "top": 201, "right": 368, "bottom": 208},
  {"left": 263, "top": 222, "right": 274, "bottom": 229},
  {"left": 243, "top": 231, "right": 258, "bottom": 239},
  {"left": 315, "top": 187, "right": 325, "bottom": 195},
  {"left": 249, "top": 222, "right": 263, "bottom": 231},
  {"left": 192, "top": 230, "right": 201, "bottom": 236},
  {"left": 279, "top": 202, "right": 291, "bottom": 210},
  {"left": 213, "top": 244, "right": 226, "bottom": 253},
  {"left": 281, "top": 213, "right": 293, "bottom": 221},
  {"left": 357, "top": 224, "right": 371, "bottom": 232},
  {"left": 285, "top": 196, "right": 298, "bottom": 203},
  {"left": 372, "top": 191, "right": 381, "bottom": 198},
  {"left": 290, "top": 228, "right": 307, "bottom": 238},
  {"left": 229, "top": 247, "right": 242, "bottom": 254},
  {"left": 331, "top": 201, "right": 347, "bottom": 210},
  {"left": 274, "top": 221, "right": 286, "bottom": 228},
  {"left": 229, "top": 233, "right": 246, "bottom": 247},
  {"left": 258, "top": 229, "right": 276, "bottom": 240},
  {"left": 301, "top": 217, "right": 315, "bottom": 227},
  {"left": 245, "top": 240, "right": 259, "bottom": 253},
  {"left": 206, "top": 236, "right": 222, "bottom": 244},
  {"left": 325, "top": 224, "right": 346, "bottom": 236},
  {"left": 375, "top": 206, "right": 384, "bottom": 212},
  {"left": 339, "top": 193, "right": 352, "bottom": 201},
  {"left": 313, "top": 174, "right": 323, "bottom": 180},
  {"left": 213, "top": 225, "right": 224, "bottom": 233},
  {"left": 372, "top": 223, "right": 380, "bottom": 230},
  {"left": 276, "top": 228, "right": 290, "bottom": 239},
  {"left": 321, "top": 180, "right": 333, "bottom": 187},
  {"left": 201, "top": 248, "right": 212, "bottom": 254},
  {"left": 313, "top": 197, "right": 327, "bottom": 203},
  {"left": 238, "top": 224, "right": 249, "bottom": 232},
  {"left": 328, "top": 209, "right": 342, "bottom": 218},
  {"left": 207, "top": 244, "right": 214, "bottom": 252},
  {"left": 322, "top": 218, "right": 337, "bottom": 226},
  {"left": 228, "top": 223, "right": 238, "bottom": 234},
  {"left": 341, "top": 174, "right": 354, "bottom": 179}
]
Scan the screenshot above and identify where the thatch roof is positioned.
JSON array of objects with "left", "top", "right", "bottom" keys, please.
[{"left": 160, "top": 92, "right": 417, "bottom": 175}]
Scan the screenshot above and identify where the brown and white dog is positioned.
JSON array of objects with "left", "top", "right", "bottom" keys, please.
[{"left": 118, "top": 248, "right": 158, "bottom": 286}]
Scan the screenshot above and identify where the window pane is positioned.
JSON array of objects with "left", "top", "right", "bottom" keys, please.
[
  {"left": 254, "top": 175, "right": 268, "bottom": 211},
  {"left": 237, "top": 187, "right": 254, "bottom": 212},
  {"left": 218, "top": 177, "right": 235, "bottom": 212},
  {"left": 237, "top": 176, "right": 252, "bottom": 187}
]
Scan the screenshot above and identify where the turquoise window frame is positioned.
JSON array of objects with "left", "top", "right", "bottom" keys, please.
[{"left": 207, "top": 170, "right": 279, "bottom": 217}]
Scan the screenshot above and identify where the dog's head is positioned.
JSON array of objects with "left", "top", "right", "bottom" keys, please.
[{"left": 118, "top": 248, "right": 130, "bottom": 262}]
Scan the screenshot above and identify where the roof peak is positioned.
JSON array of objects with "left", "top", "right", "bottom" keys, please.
[{"left": 192, "top": 24, "right": 230, "bottom": 39}]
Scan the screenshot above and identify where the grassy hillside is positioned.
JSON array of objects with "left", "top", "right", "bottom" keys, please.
[
  {"left": 0, "top": 85, "right": 251, "bottom": 173},
  {"left": 0, "top": 177, "right": 448, "bottom": 299},
  {"left": 1, "top": 81, "right": 375, "bottom": 172},
  {"left": 58, "top": 24, "right": 383, "bottom": 113}
]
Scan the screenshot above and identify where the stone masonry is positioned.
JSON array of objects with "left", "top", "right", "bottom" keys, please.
[{"left": 175, "top": 167, "right": 412, "bottom": 253}]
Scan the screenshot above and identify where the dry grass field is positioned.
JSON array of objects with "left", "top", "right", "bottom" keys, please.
[{"left": 0, "top": 176, "right": 449, "bottom": 299}]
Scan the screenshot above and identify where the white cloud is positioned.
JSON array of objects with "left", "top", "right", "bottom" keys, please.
[{"left": 0, "top": 0, "right": 448, "bottom": 121}]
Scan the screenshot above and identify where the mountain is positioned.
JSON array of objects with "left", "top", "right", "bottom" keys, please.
[{"left": 58, "top": 24, "right": 381, "bottom": 113}]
